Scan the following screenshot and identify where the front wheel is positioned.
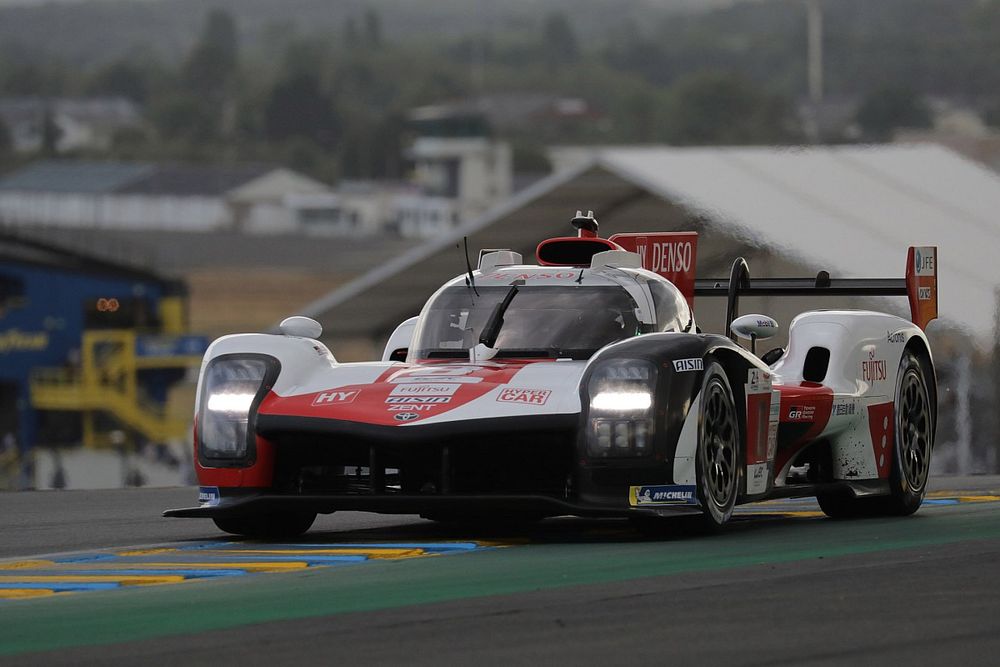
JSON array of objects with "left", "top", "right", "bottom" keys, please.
[
  {"left": 694, "top": 362, "right": 741, "bottom": 530},
  {"left": 213, "top": 511, "right": 317, "bottom": 539}
]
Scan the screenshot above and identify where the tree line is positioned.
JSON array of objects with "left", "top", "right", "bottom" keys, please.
[{"left": 1, "top": 0, "right": 996, "bottom": 181}]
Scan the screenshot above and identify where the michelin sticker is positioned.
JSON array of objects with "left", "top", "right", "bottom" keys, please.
[
  {"left": 629, "top": 484, "right": 698, "bottom": 507},
  {"left": 198, "top": 486, "right": 221, "bottom": 507}
]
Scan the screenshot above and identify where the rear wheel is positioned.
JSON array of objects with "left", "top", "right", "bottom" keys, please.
[
  {"left": 694, "top": 362, "right": 741, "bottom": 530},
  {"left": 818, "top": 349, "right": 934, "bottom": 518},
  {"left": 884, "top": 350, "right": 934, "bottom": 514},
  {"left": 213, "top": 511, "right": 316, "bottom": 539}
]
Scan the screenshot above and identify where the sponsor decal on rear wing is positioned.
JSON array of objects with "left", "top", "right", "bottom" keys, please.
[
  {"left": 906, "top": 246, "right": 938, "bottom": 331},
  {"left": 609, "top": 232, "right": 698, "bottom": 309},
  {"left": 694, "top": 246, "right": 939, "bottom": 331}
]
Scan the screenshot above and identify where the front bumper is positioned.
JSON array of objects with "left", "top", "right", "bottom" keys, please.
[
  {"left": 163, "top": 489, "right": 702, "bottom": 519},
  {"left": 179, "top": 411, "right": 697, "bottom": 520}
]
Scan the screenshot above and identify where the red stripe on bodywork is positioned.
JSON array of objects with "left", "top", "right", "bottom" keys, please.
[
  {"left": 260, "top": 360, "right": 544, "bottom": 427},
  {"left": 773, "top": 382, "right": 834, "bottom": 474},
  {"left": 195, "top": 435, "right": 276, "bottom": 487},
  {"left": 867, "top": 402, "right": 895, "bottom": 479},
  {"left": 745, "top": 391, "right": 771, "bottom": 465}
]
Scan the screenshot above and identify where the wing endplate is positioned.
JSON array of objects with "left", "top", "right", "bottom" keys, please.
[{"left": 906, "top": 246, "right": 938, "bottom": 330}]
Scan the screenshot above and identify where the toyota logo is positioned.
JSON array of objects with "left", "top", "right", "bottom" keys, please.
[{"left": 394, "top": 412, "right": 419, "bottom": 422}]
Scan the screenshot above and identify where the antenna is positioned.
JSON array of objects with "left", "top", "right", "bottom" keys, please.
[
  {"left": 463, "top": 236, "right": 479, "bottom": 297},
  {"left": 571, "top": 210, "right": 599, "bottom": 238}
]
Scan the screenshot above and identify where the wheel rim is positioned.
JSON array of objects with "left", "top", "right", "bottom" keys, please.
[
  {"left": 701, "top": 379, "right": 738, "bottom": 508},
  {"left": 898, "top": 368, "right": 932, "bottom": 493}
]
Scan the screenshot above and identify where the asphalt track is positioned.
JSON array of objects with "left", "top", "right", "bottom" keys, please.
[{"left": 2, "top": 477, "right": 1000, "bottom": 665}]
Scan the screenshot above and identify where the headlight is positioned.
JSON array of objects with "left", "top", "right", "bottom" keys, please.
[
  {"left": 198, "top": 355, "right": 278, "bottom": 464},
  {"left": 591, "top": 390, "right": 652, "bottom": 412},
  {"left": 586, "top": 359, "right": 657, "bottom": 458}
]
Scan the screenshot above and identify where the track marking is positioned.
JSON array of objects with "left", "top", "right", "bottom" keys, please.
[
  {"left": 0, "top": 589, "right": 58, "bottom": 599},
  {"left": 209, "top": 548, "right": 427, "bottom": 559},
  {"left": 0, "top": 560, "right": 55, "bottom": 570},
  {"left": 0, "top": 541, "right": 495, "bottom": 602},
  {"left": 735, "top": 491, "right": 1000, "bottom": 519},
  {"left": 0, "top": 575, "right": 185, "bottom": 586}
]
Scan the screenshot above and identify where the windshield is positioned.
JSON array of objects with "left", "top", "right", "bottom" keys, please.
[{"left": 410, "top": 285, "right": 647, "bottom": 360}]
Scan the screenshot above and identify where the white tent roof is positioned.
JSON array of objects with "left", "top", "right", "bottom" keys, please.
[
  {"left": 304, "top": 144, "right": 1000, "bottom": 342},
  {"left": 585, "top": 144, "right": 999, "bottom": 339}
]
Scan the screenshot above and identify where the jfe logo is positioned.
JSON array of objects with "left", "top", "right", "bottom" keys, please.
[
  {"left": 312, "top": 390, "right": 358, "bottom": 406},
  {"left": 914, "top": 248, "right": 935, "bottom": 276}
]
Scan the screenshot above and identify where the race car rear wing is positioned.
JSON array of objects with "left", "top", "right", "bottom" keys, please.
[{"left": 696, "top": 246, "right": 938, "bottom": 336}]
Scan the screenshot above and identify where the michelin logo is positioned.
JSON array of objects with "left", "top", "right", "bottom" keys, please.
[
  {"left": 198, "top": 486, "right": 221, "bottom": 507},
  {"left": 630, "top": 484, "right": 698, "bottom": 507}
]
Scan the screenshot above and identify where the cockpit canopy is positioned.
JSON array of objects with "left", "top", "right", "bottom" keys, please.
[{"left": 409, "top": 275, "right": 691, "bottom": 361}]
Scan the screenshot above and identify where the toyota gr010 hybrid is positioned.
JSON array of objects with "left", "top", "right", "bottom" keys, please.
[{"left": 166, "top": 212, "right": 939, "bottom": 538}]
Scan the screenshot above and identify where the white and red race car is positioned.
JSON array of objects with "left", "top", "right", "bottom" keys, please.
[{"left": 166, "top": 212, "right": 939, "bottom": 538}]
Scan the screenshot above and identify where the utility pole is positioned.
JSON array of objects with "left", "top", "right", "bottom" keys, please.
[{"left": 806, "top": 0, "right": 824, "bottom": 104}]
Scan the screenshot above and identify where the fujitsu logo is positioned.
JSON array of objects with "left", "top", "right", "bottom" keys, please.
[{"left": 861, "top": 350, "right": 887, "bottom": 383}]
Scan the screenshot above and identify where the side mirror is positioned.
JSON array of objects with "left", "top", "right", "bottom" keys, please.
[
  {"left": 730, "top": 314, "right": 779, "bottom": 354},
  {"left": 280, "top": 316, "right": 323, "bottom": 339}
]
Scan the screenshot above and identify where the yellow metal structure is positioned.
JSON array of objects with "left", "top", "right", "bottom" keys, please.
[{"left": 29, "top": 330, "right": 202, "bottom": 447}]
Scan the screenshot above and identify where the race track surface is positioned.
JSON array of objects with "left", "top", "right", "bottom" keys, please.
[{"left": 2, "top": 476, "right": 1000, "bottom": 665}]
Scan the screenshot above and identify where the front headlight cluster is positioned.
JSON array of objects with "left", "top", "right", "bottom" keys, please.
[
  {"left": 198, "top": 355, "right": 277, "bottom": 464},
  {"left": 587, "top": 359, "right": 657, "bottom": 458}
]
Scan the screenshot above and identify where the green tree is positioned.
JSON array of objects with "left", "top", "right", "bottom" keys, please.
[
  {"left": 40, "top": 105, "right": 61, "bottom": 156},
  {"left": 665, "top": 71, "right": 801, "bottom": 145},
  {"left": 263, "top": 72, "right": 339, "bottom": 149},
  {"left": 183, "top": 9, "right": 239, "bottom": 99},
  {"left": 87, "top": 61, "right": 150, "bottom": 103},
  {"left": 855, "top": 86, "right": 932, "bottom": 141},
  {"left": 344, "top": 17, "right": 360, "bottom": 47},
  {"left": 0, "top": 116, "right": 12, "bottom": 156},
  {"left": 364, "top": 8, "right": 382, "bottom": 48},
  {"left": 542, "top": 12, "right": 579, "bottom": 69},
  {"left": 151, "top": 94, "right": 219, "bottom": 144}
]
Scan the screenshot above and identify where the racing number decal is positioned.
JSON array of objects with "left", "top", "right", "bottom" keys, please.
[
  {"left": 745, "top": 369, "right": 774, "bottom": 495},
  {"left": 386, "top": 366, "right": 484, "bottom": 384}
]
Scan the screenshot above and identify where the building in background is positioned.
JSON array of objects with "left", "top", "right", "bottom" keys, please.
[
  {"left": 406, "top": 104, "right": 513, "bottom": 231},
  {"left": 0, "top": 161, "right": 332, "bottom": 232},
  {"left": 0, "top": 149, "right": 513, "bottom": 240},
  {"left": 0, "top": 96, "right": 144, "bottom": 153},
  {"left": 0, "top": 230, "right": 207, "bottom": 490}
]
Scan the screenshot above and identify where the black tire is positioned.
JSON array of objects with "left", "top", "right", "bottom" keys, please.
[
  {"left": 816, "top": 489, "right": 878, "bottom": 518},
  {"left": 213, "top": 511, "right": 317, "bottom": 539},
  {"left": 883, "top": 349, "right": 934, "bottom": 514},
  {"left": 694, "top": 361, "right": 741, "bottom": 530},
  {"left": 818, "top": 349, "right": 934, "bottom": 519}
]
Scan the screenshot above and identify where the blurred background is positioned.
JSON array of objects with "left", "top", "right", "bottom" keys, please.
[{"left": 0, "top": 0, "right": 998, "bottom": 491}]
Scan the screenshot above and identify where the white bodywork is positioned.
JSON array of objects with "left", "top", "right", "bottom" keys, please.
[{"left": 671, "top": 309, "right": 930, "bottom": 491}]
